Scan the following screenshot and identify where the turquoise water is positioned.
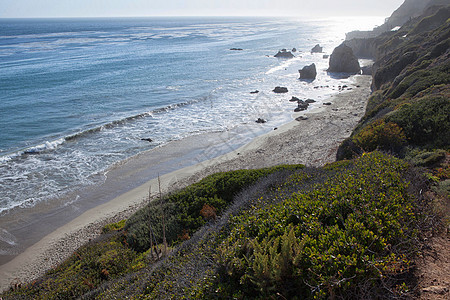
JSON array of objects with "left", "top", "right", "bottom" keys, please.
[{"left": 0, "top": 17, "right": 381, "bottom": 214}]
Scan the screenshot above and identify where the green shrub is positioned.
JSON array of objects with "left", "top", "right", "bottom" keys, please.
[
  {"left": 387, "top": 96, "right": 450, "bottom": 148},
  {"left": 407, "top": 149, "right": 447, "bottom": 167},
  {"left": 124, "top": 165, "right": 304, "bottom": 252},
  {"left": 102, "top": 219, "right": 126, "bottom": 234},
  {"left": 388, "top": 62, "right": 450, "bottom": 99},
  {"left": 354, "top": 120, "right": 406, "bottom": 153},
  {"left": 214, "top": 152, "right": 419, "bottom": 299},
  {"left": 3, "top": 234, "right": 139, "bottom": 299}
]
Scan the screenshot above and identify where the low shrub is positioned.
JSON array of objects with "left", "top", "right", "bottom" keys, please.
[
  {"left": 124, "top": 165, "right": 304, "bottom": 252},
  {"left": 2, "top": 233, "right": 140, "bottom": 299},
  {"left": 388, "top": 62, "right": 450, "bottom": 99},
  {"left": 387, "top": 96, "right": 450, "bottom": 148},
  {"left": 213, "top": 152, "right": 422, "bottom": 299},
  {"left": 407, "top": 149, "right": 447, "bottom": 167},
  {"left": 102, "top": 219, "right": 126, "bottom": 234},
  {"left": 354, "top": 119, "right": 406, "bottom": 154}
]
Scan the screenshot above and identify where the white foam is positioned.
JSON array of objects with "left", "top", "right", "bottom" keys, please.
[{"left": 0, "top": 229, "right": 17, "bottom": 246}]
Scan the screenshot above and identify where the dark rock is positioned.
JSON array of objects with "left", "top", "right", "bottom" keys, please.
[
  {"left": 299, "top": 63, "right": 317, "bottom": 80},
  {"left": 323, "top": 54, "right": 329, "bottom": 59},
  {"left": 311, "top": 44, "right": 323, "bottom": 53},
  {"left": 274, "top": 127, "right": 278, "bottom": 130},
  {"left": 295, "top": 100, "right": 309, "bottom": 112},
  {"left": 305, "top": 99, "right": 316, "bottom": 103},
  {"left": 250, "top": 90, "right": 259, "bottom": 94},
  {"left": 323, "top": 102, "right": 332, "bottom": 106},
  {"left": 292, "top": 48, "right": 297, "bottom": 52},
  {"left": 273, "top": 86, "right": 289, "bottom": 93},
  {"left": 274, "top": 49, "right": 294, "bottom": 58},
  {"left": 230, "top": 48, "right": 243, "bottom": 51},
  {"left": 141, "top": 138, "right": 153, "bottom": 142},
  {"left": 328, "top": 43, "right": 361, "bottom": 74},
  {"left": 256, "top": 118, "right": 267, "bottom": 124},
  {"left": 289, "top": 96, "right": 300, "bottom": 102},
  {"left": 295, "top": 116, "right": 308, "bottom": 121}
]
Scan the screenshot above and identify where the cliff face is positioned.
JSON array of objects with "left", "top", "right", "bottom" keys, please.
[
  {"left": 345, "top": 0, "right": 450, "bottom": 59},
  {"left": 385, "top": 0, "right": 431, "bottom": 28},
  {"left": 337, "top": 5, "right": 450, "bottom": 160}
]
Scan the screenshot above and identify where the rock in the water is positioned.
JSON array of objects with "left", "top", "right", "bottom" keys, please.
[
  {"left": 256, "top": 118, "right": 267, "bottom": 124},
  {"left": 230, "top": 48, "right": 243, "bottom": 51},
  {"left": 295, "top": 100, "right": 309, "bottom": 112},
  {"left": 311, "top": 44, "right": 323, "bottom": 53},
  {"left": 292, "top": 47, "right": 297, "bottom": 52},
  {"left": 305, "top": 99, "right": 316, "bottom": 103},
  {"left": 299, "top": 63, "right": 317, "bottom": 80},
  {"left": 289, "top": 96, "right": 300, "bottom": 102},
  {"left": 250, "top": 90, "right": 259, "bottom": 94},
  {"left": 141, "top": 138, "right": 153, "bottom": 142},
  {"left": 323, "top": 102, "right": 332, "bottom": 106},
  {"left": 273, "top": 86, "right": 289, "bottom": 93},
  {"left": 274, "top": 49, "right": 294, "bottom": 58},
  {"left": 323, "top": 54, "right": 329, "bottom": 59},
  {"left": 328, "top": 43, "right": 361, "bottom": 74}
]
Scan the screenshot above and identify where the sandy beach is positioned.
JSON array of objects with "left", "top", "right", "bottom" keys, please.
[{"left": 0, "top": 74, "right": 372, "bottom": 292}]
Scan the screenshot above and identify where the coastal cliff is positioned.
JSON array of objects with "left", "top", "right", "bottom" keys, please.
[
  {"left": 345, "top": 0, "right": 450, "bottom": 59},
  {"left": 338, "top": 3, "right": 450, "bottom": 159}
]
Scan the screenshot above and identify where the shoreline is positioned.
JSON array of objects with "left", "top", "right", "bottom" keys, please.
[{"left": 0, "top": 74, "right": 372, "bottom": 292}]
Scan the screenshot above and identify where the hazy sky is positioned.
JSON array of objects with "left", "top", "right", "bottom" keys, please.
[{"left": 1, "top": 0, "right": 405, "bottom": 18}]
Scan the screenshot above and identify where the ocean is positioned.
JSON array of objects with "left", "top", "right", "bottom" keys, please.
[{"left": 0, "top": 16, "right": 381, "bottom": 257}]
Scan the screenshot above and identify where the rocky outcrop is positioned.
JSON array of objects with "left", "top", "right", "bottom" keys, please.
[
  {"left": 273, "top": 86, "right": 288, "bottom": 93},
  {"left": 328, "top": 44, "right": 360, "bottom": 74},
  {"left": 344, "top": 38, "right": 378, "bottom": 59},
  {"left": 256, "top": 118, "right": 267, "bottom": 124},
  {"left": 311, "top": 44, "right": 323, "bottom": 53},
  {"left": 274, "top": 49, "right": 294, "bottom": 58},
  {"left": 299, "top": 63, "right": 317, "bottom": 80},
  {"left": 294, "top": 100, "right": 309, "bottom": 112}
]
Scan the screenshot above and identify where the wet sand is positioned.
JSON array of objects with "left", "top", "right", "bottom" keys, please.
[{"left": 0, "top": 75, "right": 372, "bottom": 292}]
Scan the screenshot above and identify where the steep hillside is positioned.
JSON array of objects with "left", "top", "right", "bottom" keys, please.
[
  {"left": 1, "top": 153, "right": 432, "bottom": 299},
  {"left": 338, "top": 5, "right": 450, "bottom": 160}
]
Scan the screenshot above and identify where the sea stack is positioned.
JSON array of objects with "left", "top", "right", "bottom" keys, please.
[
  {"left": 328, "top": 43, "right": 360, "bottom": 74},
  {"left": 299, "top": 63, "right": 317, "bottom": 80},
  {"left": 311, "top": 44, "right": 323, "bottom": 53}
]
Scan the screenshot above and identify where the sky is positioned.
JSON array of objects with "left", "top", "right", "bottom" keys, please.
[{"left": 1, "top": 0, "right": 405, "bottom": 18}]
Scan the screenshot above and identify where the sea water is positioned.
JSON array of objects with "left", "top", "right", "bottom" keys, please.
[{"left": 0, "top": 17, "right": 381, "bottom": 215}]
